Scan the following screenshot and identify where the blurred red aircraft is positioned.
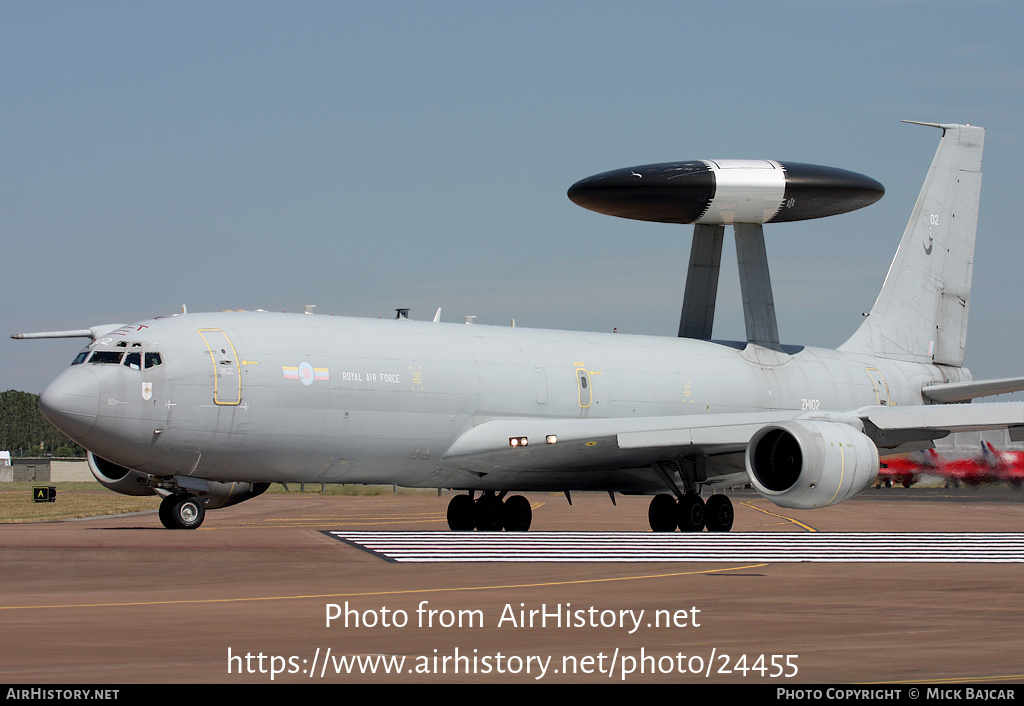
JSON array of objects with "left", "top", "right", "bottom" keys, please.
[
  {"left": 877, "top": 449, "right": 941, "bottom": 488},
  {"left": 981, "top": 441, "right": 1024, "bottom": 489},
  {"left": 877, "top": 442, "right": 1024, "bottom": 489},
  {"left": 940, "top": 451, "right": 995, "bottom": 487}
]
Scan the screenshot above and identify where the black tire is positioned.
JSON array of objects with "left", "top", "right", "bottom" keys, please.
[
  {"left": 502, "top": 495, "right": 532, "bottom": 532},
  {"left": 648, "top": 494, "right": 678, "bottom": 532},
  {"left": 164, "top": 494, "right": 205, "bottom": 530},
  {"left": 446, "top": 494, "right": 475, "bottom": 531},
  {"left": 473, "top": 494, "right": 504, "bottom": 532},
  {"left": 677, "top": 495, "right": 706, "bottom": 532},
  {"left": 158, "top": 494, "right": 175, "bottom": 529},
  {"left": 704, "top": 495, "right": 734, "bottom": 532}
]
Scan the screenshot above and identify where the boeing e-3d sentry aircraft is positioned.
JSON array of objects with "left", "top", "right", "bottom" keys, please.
[{"left": 17, "top": 122, "right": 1024, "bottom": 532}]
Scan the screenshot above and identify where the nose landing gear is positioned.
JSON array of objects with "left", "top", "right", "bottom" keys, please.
[{"left": 159, "top": 493, "right": 206, "bottom": 530}]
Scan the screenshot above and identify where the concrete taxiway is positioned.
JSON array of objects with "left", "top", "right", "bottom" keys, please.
[{"left": 1, "top": 488, "right": 1023, "bottom": 684}]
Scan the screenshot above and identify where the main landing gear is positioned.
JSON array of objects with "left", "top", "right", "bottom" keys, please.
[
  {"left": 159, "top": 493, "right": 206, "bottom": 530},
  {"left": 648, "top": 493, "right": 734, "bottom": 532},
  {"left": 447, "top": 491, "right": 532, "bottom": 531}
]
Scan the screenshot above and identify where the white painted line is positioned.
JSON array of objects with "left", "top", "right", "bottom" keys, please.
[{"left": 325, "top": 532, "right": 1024, "bottom": 563}]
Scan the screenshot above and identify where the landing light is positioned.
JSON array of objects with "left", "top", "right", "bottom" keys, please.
[
  {"left": 509, "top": 437, "right": 528, "bottom": 448},
  {"left": 546, "top": 435, "right": 557, "bottom": 445}
]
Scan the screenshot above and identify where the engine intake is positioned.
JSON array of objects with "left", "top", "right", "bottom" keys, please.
[
  {"left": 745, "top": 420, "right": 878, "bottom": 509},
  {"left": 88, "top": 452, "right": 156, "bottom": 496}
]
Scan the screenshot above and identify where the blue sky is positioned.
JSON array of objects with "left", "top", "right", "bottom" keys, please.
[{"left": 2, "top": 1, "right": 1023, "bottom": 393}]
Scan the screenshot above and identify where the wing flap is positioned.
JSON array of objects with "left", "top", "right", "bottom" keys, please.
[{"left": 617, "top": 413, "right": 794, "bottom": 451}]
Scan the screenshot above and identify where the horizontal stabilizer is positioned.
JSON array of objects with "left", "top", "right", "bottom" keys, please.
[{"left": 921, "top": 377, "right": 1024, "bottom": 403}]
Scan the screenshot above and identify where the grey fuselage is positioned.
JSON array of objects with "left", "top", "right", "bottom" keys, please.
[{"left": 43, "top": 310, "right": 965, "bottom": 493}]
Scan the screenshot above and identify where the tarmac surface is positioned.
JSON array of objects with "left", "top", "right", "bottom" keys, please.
[{"left": 2, "top": 487, "right": 1023, "bottom": 685}]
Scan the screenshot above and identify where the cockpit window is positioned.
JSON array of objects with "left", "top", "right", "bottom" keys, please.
[
  {"left": 80, "top": 347, "right": 159, "bottom": 367},
  {"left": 88, "top": 351, "right": 124, "bottom": 364}
]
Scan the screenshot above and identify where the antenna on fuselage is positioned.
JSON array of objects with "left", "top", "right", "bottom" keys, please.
[
  {"left": 395, "top": 308, "right": 410, "bottom": 320},
  {"left": 567, "top": 156, "right": 884, "bottom": 349}
]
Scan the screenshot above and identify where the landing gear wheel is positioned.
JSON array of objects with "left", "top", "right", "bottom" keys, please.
[
  {"left": 446, "top": 494, "right": 475, "bottom": 531},
  {"left": 473, "top": 494, "right": 504, "bottom": 532},
  {"left": 704, "top": 495, "right": 734, "bottom": 532},
  {"left": 158, "top": 495, "right": 173, "bottom": 528},
  {"left": 502, "top": 495, "right": 532, "bottom": 531},
  {"left": 160, "top": 494, "right": 206, "bottom": 530},
  {"left": 648, "top": 494, "right": 678, "bottom": 532},
  {"left": 677, "top": 495, "right": 706, "bottom": 532}
]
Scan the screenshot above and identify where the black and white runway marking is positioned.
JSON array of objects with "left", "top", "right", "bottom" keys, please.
[{"left": 326, "top": 531, "right": 1024, "bottom": 563}]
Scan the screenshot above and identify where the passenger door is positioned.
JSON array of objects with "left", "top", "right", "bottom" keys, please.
[{"left": 198, "top": 329, "right": 242, "bottom": 405}]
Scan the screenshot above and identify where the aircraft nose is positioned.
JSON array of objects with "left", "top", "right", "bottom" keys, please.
[{"left": 38, "top": 367, "right": 100, "bottom": 443}]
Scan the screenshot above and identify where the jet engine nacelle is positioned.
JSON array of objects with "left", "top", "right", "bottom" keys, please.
[
  {"left": 88, "top": 452, "right": 269, "bottom": 508},
  {"left": 204, "top": 481, "right": 271, "bottom": 510},
  {"left": 87, "top": 452, "right": 157, "bottom": 497},
  {"left": 745, "top": 420, "right": 879, "bottom": 509}
]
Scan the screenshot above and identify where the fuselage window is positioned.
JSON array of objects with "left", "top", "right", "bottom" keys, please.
[
  {"left": 145, "top": 352, "right": 163, "bottom": 369},
  {"left": 88, "top": 351, "right": 124, "bottom": 364},
  {"left": 124, "top": 352, "right": 142, "bottom": 370}
]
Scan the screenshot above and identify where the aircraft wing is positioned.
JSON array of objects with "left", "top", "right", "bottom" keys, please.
[
  {"left": 442, "top": 410, "right": 801, "bottom": 477},
  {"left": 11, "top": 324, "right": 125, "bottom": 340},
  {"left": 857, "top": 402, "right": 1024, "bottom": 446},
  {"left": 441, "top": 403, "right": 1024, "bottom": 479}
]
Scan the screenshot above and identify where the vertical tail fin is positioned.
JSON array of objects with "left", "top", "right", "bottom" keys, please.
[{"left": 840, "top": 122, "right": 984, "bottom": 366}]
